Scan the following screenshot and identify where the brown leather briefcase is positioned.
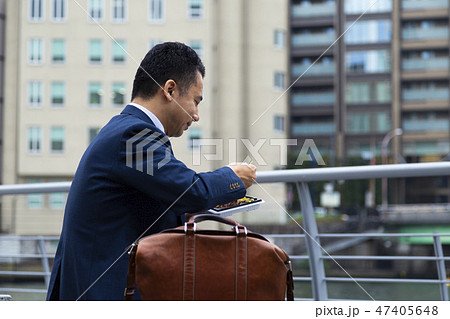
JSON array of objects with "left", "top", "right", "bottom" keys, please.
[{"left": 124, "top": 214, "right": 294, "bottom": 300}]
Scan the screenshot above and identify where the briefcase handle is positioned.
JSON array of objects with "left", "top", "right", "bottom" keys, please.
[
  {"left": 185, "top": 213, "right": 248, "bottom": 234},
  {"left": 188, "top": 213, "right": 239, "bottom": 226}
]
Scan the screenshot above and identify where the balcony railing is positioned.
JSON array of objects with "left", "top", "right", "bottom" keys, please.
[
  {"left": 292, "top": 32, "right": 335, "bottom": 47},
  {"left": 292, "top": 62, "right": 335, "bottom": 77},
  {"left": 402, "top": 0, "right": 448, "bottom": 11},
  {"left": 402, "top": 27, "right": 449, "bottom": 41},
  {"left": 292, "top": 2, "right": 335, "bottom": 17},
  {"left": 291, "top": 123, "right": 335, "bottom": 136},
  {"left": 402, "top": 57, "right": 449, "bottom": 71},
  {"left": 403, "top": 119, "right": 449, "bottom": 132},
  {"left": 402, "top": 88, "right": 449, "bottom": 101},
  {"left": 292, "top": 92, "right": 335, "bottom": 106},
  {"left": 1, "top": 162, "right": 450, "bottom": 300}
]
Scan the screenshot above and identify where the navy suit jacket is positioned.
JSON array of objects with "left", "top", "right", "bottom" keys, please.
[{"left": 46, "top": 105, "right": 246, "bottom": 300}]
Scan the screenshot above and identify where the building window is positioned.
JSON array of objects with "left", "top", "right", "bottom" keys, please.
[
  {"left": 188, "top": 127, "right": 202, "bottom": 149},
  {"left": 51, "top": 82, "right": 65, "bottom": 107},
  {"left": 346, "top": 50, "right": 391, "bottom": 74},
  {"left": 292, "top": 56, "right": 335, "bottom": 77},
  {"left": 402, "top": 81, "right": 449, "bottom": 102},
  {"left": 112, "top": 40, "right": 126, "bottom": 64},
  {"left": 189, "top": 40, "right": 203, "bottom": 59},
  {"left": 188, "top": 0, "right": 204, "bottom": 19},
  {"left": 346, "top": 112, "right": 391, "bottom": 134},
  {"left": 292, "top": 88, "right": 335, "bottom": 106},
  {"left": 28, "top": 81, "right": 43, "bottom": 107},
  {"left": 50, "top": 127, "right": 65, "bottom": 153},
  {"left": 344, "top": 0, "right": 392, "bottom": 14},
  {"left": 346, "top": 81, "right": 391, "bottom": 104},
  {"left": 149, "top": 0, "right": 165, "bottom": 23},
  {"left": 274, "top": 72, "right": 285, "bottom": 90},
  {"left": 111, "top": 0, "right": 127, "bottom": 23},
  {"left": 292, "top": 0, "right": 336, "bottom": 17},
  {"left": 402, "top": 20, "right": 449, "bottom": 42},
  {"left": 274, "top": 115, "right": 285, "bottom": 133},
  {"left": 274, "top": 29, "right": 285, "bottom": 49},
  {"left": 89, "top": 82, "right": 103, "bottom": 107},
  {"left": 49, "top": 192, "right": 66, "bottom": 209},
  {"left": 27, "top": 127, "right": 42, "bottom": 154},
  {"left": 29, "top": 0, "right": 44, "bottom": 21},
  {"left": 292, "top": 117, "right": 335, "bottom": 136},
  {"left": 89, "top": 127, "right": 101, "bottom": 143},
  {"left": 27, "top": 179, "right": 44, "bottom": 209},
  {"left": 51, "top": 39, "right": 66, "bottom": 64},
  {"left": 345, "top": 20, "right": 392, "bottom": 44},
  {"left": 89, "top": 0, "right": 104, "bottom": 22},
  {"left": 292, "top": 27, "right": 335, "bottom": 47},
  {"left": 112, "top": 82, "right": 126, "bottom": 106},
  {"left": 89, "top": 40, "right": 103, "bottom": 64},
  {"left": 402, "top": 50, "right": 449, "bottom": 72},
  {"left": 402, "top": 0, "right": 448, "bottom": 11},
  {"left": 28, "top": 39, "right": 44, "bottom": 65},
  {"left": 51, "top": 0, "right": 67, "bottom": 22}
]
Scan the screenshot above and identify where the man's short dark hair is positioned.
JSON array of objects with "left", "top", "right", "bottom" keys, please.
[{"left": 131, "top": 42, "right": 205, "bottom": 100}]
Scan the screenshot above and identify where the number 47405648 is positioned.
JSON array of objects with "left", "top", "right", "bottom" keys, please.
[{"left": 375, "top": 305, "right": 438, "bottom": 316}]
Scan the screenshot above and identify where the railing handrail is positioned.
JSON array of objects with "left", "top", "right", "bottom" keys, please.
[
  {"left": 256, "top": 162, "right": 450, "bottom": 183},
  {"left": 0, "top": 162, "right": 447, "bottom": 194},
  {"left": 0, "top": 182, "right": 71, "bottom": 195},
  {"left": 1, "top": 162, "right": 447, "bottom": 194}
]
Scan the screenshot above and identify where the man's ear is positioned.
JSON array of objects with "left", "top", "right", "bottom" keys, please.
[{"left": 163, "top": 79, "right": 176, "bottom": 101}]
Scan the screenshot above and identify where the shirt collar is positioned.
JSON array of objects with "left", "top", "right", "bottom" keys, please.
[{"left": 128, "top": 102, "right": 165, "bottom": 134}]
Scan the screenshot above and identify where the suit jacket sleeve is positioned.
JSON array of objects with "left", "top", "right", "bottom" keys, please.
[{"left": 113, "top": 124, "right": 246, "bottom": 215}]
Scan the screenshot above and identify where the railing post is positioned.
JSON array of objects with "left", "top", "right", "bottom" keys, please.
[
  {"left": 37, "top": 237, "right": 51, "bottom": 289},
  {"left": 296, "top": 182, "right": 328, "bottom": 300},
  {"left": 432, "top": 233, "right": 449, "bottom": 301}
]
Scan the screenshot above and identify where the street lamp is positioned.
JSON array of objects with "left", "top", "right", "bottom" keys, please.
[{"left": 381, "top": 128, "right": 403, "bottom": 214}]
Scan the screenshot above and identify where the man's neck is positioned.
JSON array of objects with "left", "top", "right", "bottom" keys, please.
[{"left": 130, "top": 98, "right": 166, "bottom": 134}]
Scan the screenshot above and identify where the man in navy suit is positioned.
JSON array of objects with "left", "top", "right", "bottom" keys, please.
[{"left": 46, "top": 42, "right": 256, "bottom": 300}]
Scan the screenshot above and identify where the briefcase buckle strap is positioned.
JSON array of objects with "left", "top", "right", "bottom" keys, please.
[
  {"left": 235, "top": 225, "right": 248, "bottom": 235},
  {"left": 184, "top": 222, "right": 197, "bottom": 233}
]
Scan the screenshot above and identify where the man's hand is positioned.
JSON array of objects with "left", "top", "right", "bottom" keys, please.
[{"left": 227, "top": 163, "right": 257, "bottom": 189}]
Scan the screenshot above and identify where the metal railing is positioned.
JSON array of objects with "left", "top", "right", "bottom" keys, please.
[
  {"left": 257, "top": 161, "right": 450, "bottom": 301},
  {"left": 0, "top": 162, "right": 450, "bottom": 300},
  {"left": 0, "top": 236, "right": 59, "bottom": 296}
]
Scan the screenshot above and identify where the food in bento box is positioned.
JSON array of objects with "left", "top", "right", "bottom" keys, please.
[{"left": 214, "top": 196, "right": 257, "bottom": 210}]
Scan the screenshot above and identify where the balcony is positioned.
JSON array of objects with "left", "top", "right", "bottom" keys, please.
[
  {"left": 291, "top": 91, "right": 335, "bottom": 107},
  {"left": 402, "top": 87, "right": 449, "bottom": 102},
  {"left": 292, "top": 2, "right": 335, "bottom": 18},
  {"left": 403, "top": 119, "right": 449, "bottom": 132},
  {"left": 402, "top": 57, "right": 449, "bottom": 79},
  {"left": 402, "top": 0, "right": 448, "bottom": 11},
  {"left": 291, "top": 32, "right": 335, "bottom": 48},
  {"left": 402, "top": 26, "right": 449, "bottom": 42},
  {"left": 291, "top": 122, "right": 335, "bottom": 136},
  {"left": 402, "top": 57, "right": 449, "bottom": 72},
  {"left": 292, "top": 61, "right": 335, "bottom": 78}
]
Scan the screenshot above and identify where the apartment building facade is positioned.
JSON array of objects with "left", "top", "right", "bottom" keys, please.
[
  {"left": 2, "top": 0, "right": 288, "bottom": 234},
  {"left": 290, "top": 0, "right": 450, "bottom": 205},
  {"left": 0, "top": 0, "right": 5, "bottom": 186}
]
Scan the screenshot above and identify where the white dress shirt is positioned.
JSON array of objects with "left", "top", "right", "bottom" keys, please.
[{"left": 128, "top": 102, "right": 165, "bottom": 134}]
